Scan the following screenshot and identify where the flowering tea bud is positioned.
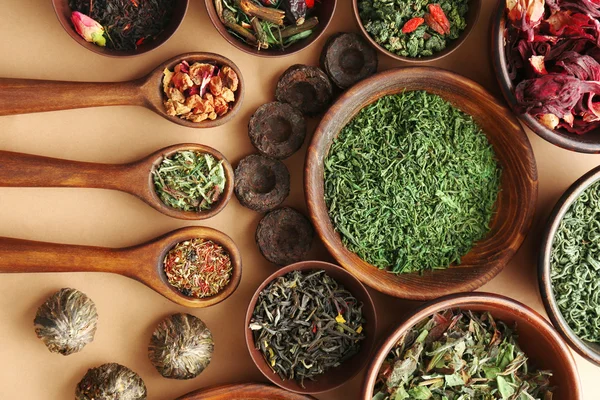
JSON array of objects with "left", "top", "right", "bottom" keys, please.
[
  {"left": 76, "top": 363, "right": 147, "bottom": 400},
  {"left": 34, "top": 288, "right": 98, "bottom": 356},
  {"left": 70, "top": 11, "right": 106, "bottom": 47},
  {"left": 148, "top": 313, "right": 214, "bottom": 379}
]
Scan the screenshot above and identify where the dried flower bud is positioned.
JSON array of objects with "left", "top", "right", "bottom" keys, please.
[
  {"left": 148, "top": 313, "right": 214, "bottom": 379},
  {"left": 76, "top": 363, "right": 147, "bottom": 400},
  {"left": 34, "top": 288, "right": 98, "bottom": 356},
  {"left": 70, "top": 12, "right": 106, "bottom": 47}
]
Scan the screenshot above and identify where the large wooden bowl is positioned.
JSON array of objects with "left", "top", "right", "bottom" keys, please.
[
  {"left": 245, "top": 261, "right": 377, "bottom": 394},
  {"left": 362, "top": 293, "right": 583, "bottom": 400},
  {"left": 539, "top": 165, "right": 600, "bottom": 366},
  {"left": 352, "top": 0, "right": 481, "bottom": 63},
  {"left": 305, "top": 67, "right": 538, "bottom": 300},
  {"left": 491, "top": 1, "right": 600, "bottom": 153},
  {"left": 205, "top": 0, "right": 336, "bottom": 58}
]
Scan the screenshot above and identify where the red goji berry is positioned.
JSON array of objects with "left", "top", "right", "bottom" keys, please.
[
  {"left": 402, "top": 17, "right": 425, "bottom": 34},
  {"left": 428, "top": 4, "right": 451, "bottom": 35},
  {"left": 305, "top": 0, "right": 315, "bottom": 8},
  {"left": 425, "top": 13, "right": 446, "bottom": 35}
]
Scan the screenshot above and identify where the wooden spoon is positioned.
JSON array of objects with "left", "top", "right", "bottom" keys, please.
[
  {"left": 0, "top": 143, "right": 234, "bottom": 220},
  {"left": 0, "top": 226, "right": 242, "bottom": 308},
  {"left": 177, "top": 383, "right": 315, "bottom": 399},
  {"left": 0, "top": 52, "right": 244, "bottom": 128}
]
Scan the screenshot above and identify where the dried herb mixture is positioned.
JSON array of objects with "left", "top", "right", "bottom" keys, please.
[
  {"left": 373, "top": 310, "right": 554, "bottom": 400},
  {"left": 551, "top": 179, "right": 600, "bottom": 343},
  {"left": 153, "top": 150, "right": 226, "bottom": 213},
  {"left": 358, "top": 0, "right": 469, "bottom": 58},
  {"left": 163, "top": 239, "right": 232, "bottom": 298},
  {"left": 249, "top": 270, "right": 365, "bottom": 387},
  {"left": 324, "top": 91, "right": 501, "bottom": 274}
]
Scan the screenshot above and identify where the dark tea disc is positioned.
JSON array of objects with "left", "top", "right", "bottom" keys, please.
[
  {"left": 248, "top": 102, "right": 307, "bottom": 160},
  {"left": 234, "top": 154, "right": 290, "bottom": 212},
  {"left": 320, "top": 32, "right": 378, "bottom": 89},
  {"left": 255, "top": 207, "right": 315, "bottom": 266},
  {"left": 275, "top": 65, "right": 333, "bottom": 116},
  {"left": 76, "top": 363, "right": 147, "bottom": 400}
]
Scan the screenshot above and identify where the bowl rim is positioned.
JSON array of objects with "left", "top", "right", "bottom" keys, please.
[
  {"left": 361, "top": 292, "right": 583, "bottom": 400},
  {"left": 304, "top": 66, "right": 538, "bottom": 301},
  {"left": 351, "top": 0, "right": 482, "bottom": 63},
  {"left": 490, "top": 0, "right": 600, "bottom": 153},
  {"left": 204, "top": 0, "right": 338, "bottom": 58},
  {"left": 244, "top": 260, "right": 378, "bottom": 394},
  {"left": 51, "top": 0, "right": 189, "bottom": 58},
  {"left": 539, "top": 164, "right": 600, "bottom": 366}
]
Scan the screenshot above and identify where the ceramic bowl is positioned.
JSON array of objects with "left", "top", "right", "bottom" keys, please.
[
  {"left": 305, "top": 67, "right": 538, "bottom": 300},
  {"left": 204, "top": 0, "right": 336, "bottom": 57},
  {"left": 362, "top": 293, "right": 583, "bottom": 400},
  {"left": 539, "top": 165, "right": 600, "bottom": 366},
  {"left": 245, "top": 260, "right": 377, "bottom": 394},
  {"left": 352, "top": 0, "right": 481, "bottom": 63},
  {"left": 52, "top": 0, "right": 188, "bottom": 57}
]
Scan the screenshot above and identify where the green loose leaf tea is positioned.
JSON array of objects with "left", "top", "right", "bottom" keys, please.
[
  {"left": 373, "top": 310, "right": 554, "bottom": 400},
  {"left": 324, "top": 91, "right": 501, "bottom": 274},
  {"left": 249, "top": 270, "right": 366, "bottom": 387},
  {"left": 153, "top": 150, "right": 226, "bottom": 213},
  {"left": 551, "top": 180, "right": 600, "bottom": 343},
  {"left": 358, "top": 0, "right": 469, "bottom": 58}
]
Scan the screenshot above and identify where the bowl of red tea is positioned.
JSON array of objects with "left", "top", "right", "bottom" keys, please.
[{"left": 52, "top": 0, "right": 189, "bottom": 57}]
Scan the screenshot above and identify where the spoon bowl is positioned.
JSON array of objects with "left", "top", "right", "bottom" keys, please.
[
  {"left": 0, "top": 226, "right": 242, "bottom": 308},
  {"left": 0, "top": 143, "right": 234, "bottom": 220},
  {"left": 0, "top": 52, "right": 245, "bottom": 128}
]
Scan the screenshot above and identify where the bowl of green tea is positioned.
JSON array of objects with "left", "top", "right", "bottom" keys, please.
[
  {"left": 52, "top": 0, "right": 188, "bottom": 57},
  {"left": 305, "top": 67, "right": 538, "bottom": 300},
  {"left": 540, "top": 165, "right": 600, "bottom": 367},
  {"left": 245, "top": 261, "right": 377, "bottom": 394},
  {"left": 363, "top": 293, "right": 582, "bottom": 400},
  {"left": 151, "top": 145, "right": 234, "bottom": 220}
]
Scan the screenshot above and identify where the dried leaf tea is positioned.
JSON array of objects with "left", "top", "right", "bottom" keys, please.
[
  {"left": 153, "top": 150, "right": 226, "bottom": 213},
  {"left": 551, "top": 179, "right": 600, "bottom": 343},
  {"left": 148, "top": 313, "right": 214, "bottom": 379},
  {"left": 249, "top": 269, "right": 366, "bottom": 387},
  {"left": 76, "top": 363, "right": 147, "bottom": 400},
  {"left": 163, "top": 238, "right": 232, "bottom": 298},
  {"left": 34, "top": 288, "right": 98, "bottom": 356},
  {"left": 324, "top": 91, "right": 501, "bottom": 274},
  {"left": 372, "top": 310, "right": 554, "bottom": 399}
]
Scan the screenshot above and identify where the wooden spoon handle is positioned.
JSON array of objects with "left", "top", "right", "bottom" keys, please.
[
  {"left": 0, "top": 78, "right": 144, "bottom": 116},
  {"left": 0, "top": 237, "right": 130, "bottom": 274},
  {"left": 0, "top": 151, "right": 133, "bottom": 190}
]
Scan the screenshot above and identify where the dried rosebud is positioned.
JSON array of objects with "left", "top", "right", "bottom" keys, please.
[{"left": 71, "top": 12, "right": 106, "bottom": 47}]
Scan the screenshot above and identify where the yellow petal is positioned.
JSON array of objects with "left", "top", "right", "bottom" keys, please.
[
  {"left": 335, "top": 314, "right": 346, "bottom": 324},
  {"left": 357, "top": 325, "right": 363, "bottom": 334}
]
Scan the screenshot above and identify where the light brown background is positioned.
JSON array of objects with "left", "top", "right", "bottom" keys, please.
[{"left": 0, "top": 0, "right": 598, "bottom": 398}]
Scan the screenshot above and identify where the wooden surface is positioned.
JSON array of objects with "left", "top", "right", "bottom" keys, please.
[
  {"left": 0, "top": 143, "right": 234, "bottom": 220},
  {"left": 0, "top": 0, "right": 599, "bottom": 399},
  {"left": 0, "top": 226, "right": 242, "bottom": 308},
  {"left": 361, "top": 293, "right": 583, "bottom": 400},
  {"left": 0, "top": 52, "right": 245, "bottom": 129},
  {"left": 176, "top": 383, "right": 315, "bottom": 400},
  {"left": 306, "top": 67, "right": 538, "bottom": 300}
]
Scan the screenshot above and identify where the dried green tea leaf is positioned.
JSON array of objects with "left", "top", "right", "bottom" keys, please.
[
  {"left": 76, "top": 363, "right": 146, "bottom": 400},
  {"left": 34, "top": 288, "right": 97, "bottom": 356},
  {"left": 148, "top": 313, "right": 214, "bottom": 379}
]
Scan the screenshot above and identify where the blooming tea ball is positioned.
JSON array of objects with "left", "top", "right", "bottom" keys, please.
[
  {"left": 33, "top": 288, "right": 98, "bottom": 355},
  {"left": 76, "top": 363, "right": 147, "bottom": 400},
  {"left": 148, "top": 313, "right": 214, "bottom": 379}
]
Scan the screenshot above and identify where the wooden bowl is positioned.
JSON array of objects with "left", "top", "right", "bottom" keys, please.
[
  {"left": 491, "top": 1, "right": 600, "bottom": 153},
  {"left": 362, "top": 293, "right": 583, "bottom": 400},
  {"left": 244, "top": 261, "right": 377, "bottom": 394},
  {"left": 204, "top": 0, "right": 336, "bottom": 58},
  {"left": 305, "top": 67, "right": 538, "bottom": 300},
  {"left": 52, "top": 0, "right": 188, "bottom": 57},
  {"left": 539, "top": 165, "right": 600, "bottom": 366},
  {"left": 352, "top": 0, "right": 481, "bottom": 63}
]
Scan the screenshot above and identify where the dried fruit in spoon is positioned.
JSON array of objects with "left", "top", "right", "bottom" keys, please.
[
  {"left": 372, "top": 310, "right": 554, "bottom": 399},
  {"left": 162, "top": 61, "right": 239, "bottom": 123},
  {"left": 505, "top": 0, "right": 600, "bottom": 134}
]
